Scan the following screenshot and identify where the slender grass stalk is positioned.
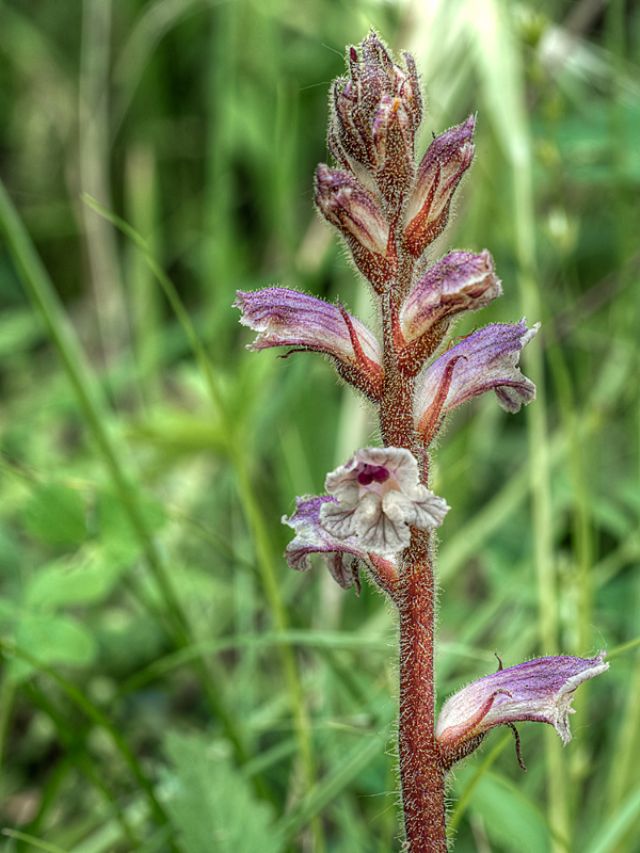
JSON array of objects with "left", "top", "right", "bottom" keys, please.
[
  {"left": 476, "top": 4, "right": 570, "bottom": 845},
  {"left": 0, "top": 640, "right": 172, "bottom": 841},
  {"left": 80, "top": 194, "right": 320, "bottom": 833},
  {"left": 0, "top": 178, "right": 250, "bottom": 775}
]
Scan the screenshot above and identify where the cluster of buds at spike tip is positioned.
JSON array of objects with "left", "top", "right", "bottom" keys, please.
[{"left": 236, "top": 32, "right": 538, "bottom": 448}]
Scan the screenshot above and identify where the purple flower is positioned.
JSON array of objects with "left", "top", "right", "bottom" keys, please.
[
  {"left": 282, "top": 496, "right": 368, "bottom": 591},
  {"left": 320, "top": 447, "right": 449, "bottom": 555},
  {"left": 234, "top": 287, "right": 383, "bottom": 399},
  {"left": 400, "top": 250, "right": 502, "bottom": 343},
  {"left": 415, "top": 320, "right": 538, "bottom": 438},
  {"left": 403, "top": 115, "right": 476, "bottom": 258},
  {"left": 436, "top": 654, "right": 609, "bottom": 763},
  {"left": 315, "top": 165, "right": 395, "bottom": 289}
]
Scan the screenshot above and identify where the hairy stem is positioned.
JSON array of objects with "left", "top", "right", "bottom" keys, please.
[
  {"left": 380, "top": 265, "right": 447, "bottom": 851},
  {"left": 398, "top": 534, "right": 447, "bottom": 852}
]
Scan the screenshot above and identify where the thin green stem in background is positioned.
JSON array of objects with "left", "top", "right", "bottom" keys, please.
[
  {"left": 0, "top": 178, "right": 251, "bottom": 779},
  {"left": 81, "top": 193, "right": 321, "bottom": 839}
]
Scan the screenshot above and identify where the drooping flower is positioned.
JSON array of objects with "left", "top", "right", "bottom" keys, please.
[
  {"left": 436, "top": 654, "right": 609, "bottom": 766},
  {"left": 282, "top": 496, "right": 368, "bottom": 591},
  {"left": 234, "top": 287, "right": 383, "bottom": 399},
  {"left": 415, "top": 320, "right": 538, "bottom": 440},
  {"left": 399, "top": 249, "right": 502, "bottom": 345},
  {"left": 403, "top": 115, "right": 476, "bottom": 258},
  {"left": 319, "top": 447, "right": 449, "bottom": 555}
]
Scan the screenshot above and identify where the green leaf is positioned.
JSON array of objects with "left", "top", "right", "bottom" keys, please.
[
  {"left": 25, "top": 549, "right": 128, "bottom": 610},
  {"left": 9, "top": 612, "right": 97, "bottom": 682},
  {"left": 23, "top": 482, "right": 87, "bottom": 547},
  {"left": 163, "top": 732, "right": 282, "bottom": 853},
  {"left": 97, "top": 489, "right": 166, "bottom": 560},
  {"left": 452, "top": 767, "right": 551, "bottom": 853}
]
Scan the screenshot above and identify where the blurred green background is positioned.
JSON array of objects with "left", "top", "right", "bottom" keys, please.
[{"left": 1, "top": 0, "right": 639, "bottom": 851}]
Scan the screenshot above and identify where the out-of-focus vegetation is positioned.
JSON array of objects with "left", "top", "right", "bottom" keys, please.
[{"left": 0, "top": 0, "right": 639, "bottom": 850}]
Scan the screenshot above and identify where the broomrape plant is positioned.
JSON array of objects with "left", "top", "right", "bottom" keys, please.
[{"left": 235, "top": 33, "right": 608, "bottom": 852}]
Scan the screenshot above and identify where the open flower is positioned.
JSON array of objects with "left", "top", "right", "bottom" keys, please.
[
  {"left": 234, "top": 287, "right": 383, "bottom": 399},
  {"left": 415, "top": 320, "right": 538, "bottom": 439},
  {"left": 436, "top": 654, "right": 609, "bottom": 766},
  {"left": 320, "top": 447, "right": 449, "bottom": 555},
  {"left": 282, "top": 496, "right": 368, "bottom": 591}
]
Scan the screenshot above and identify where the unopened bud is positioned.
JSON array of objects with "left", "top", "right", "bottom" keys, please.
[
  {"left": 328, "top": 32, "right": 422, "bottom": 206},
  {"left": 315, "top": 164, "right": 395, "bottom": 289},
  {"left": 403, "top": 114, "right": 476, "bottom": 257}
]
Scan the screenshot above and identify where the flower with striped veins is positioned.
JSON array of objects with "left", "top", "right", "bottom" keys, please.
[
  {"left": 415, "top": 319, "right": 539, "bottom": 442},
  {"left": 436, "top": 653, "right": 609, "bottom": 768},
  {"left": 319, "top": 447, "right": 449, "bottom": 555},
  {"left": 234, "top": 287, "right": 383, "bottom": 400},
  {"left": 282, "top": 447, "right": 449, "bottom": 590}
]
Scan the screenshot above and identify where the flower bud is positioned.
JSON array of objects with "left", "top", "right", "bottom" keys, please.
[
  {"left": 328, "top": 33, "right": 422, "bottom": 208},
  {"left": 400, "top": 250, "right": 502, "bottom": 344},
  {"left": 403, "top": 115, "right": 476, "bottom": 257},
  {"left": 315, "top": 164, "right": 395, "bottom": 290}
]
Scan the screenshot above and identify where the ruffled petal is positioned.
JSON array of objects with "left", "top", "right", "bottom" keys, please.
[
  {"left": 436, "top": 654, "right": 609, "bottom": 757},
  {"left": 282, "top": 496, "right": 367, "bottom": 590},
  {"left": 415, "top": 320, "right": 538, "bottom": 426}
]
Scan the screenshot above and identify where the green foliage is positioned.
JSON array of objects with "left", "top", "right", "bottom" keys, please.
[
  {"left": 0, "top": 0, "right": 639, "bottom": 850},
  {"left": 164, "top": 732, "right": 282, "bottom": 853}
]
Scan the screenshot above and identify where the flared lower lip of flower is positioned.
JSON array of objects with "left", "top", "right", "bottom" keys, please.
[
  {"left": 436, "top": 653, "right": 609, "bottom": 753},
  {"left": 415, "top": 320, "right": 539, "bottom": 433},
  {"left": 320, "top": 447, "right": 449, "bottom": 555},
  {"left": 234, "top": 287, "right": 381, "bottom": 365},
  {"left": 282, "top": 495, "right": 371, "bottom": 590}
]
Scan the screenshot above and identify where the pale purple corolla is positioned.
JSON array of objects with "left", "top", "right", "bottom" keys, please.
[
  {"left": 415, "top": 320, "right": 539, "bottom": 437},
  {"left": 234, "top": 287, "right": 383, "bottom": 399},
  {"left": 403, "top": 115, "right": 476, "bottom": 257},
  {"left": 436, "top": 654, "right": 609, "bottom": 766},
  {"left": 400, "top": 250, "right": 502, "bottom": 343},
  {"left": 283, "top": 447, "right": 449, "bottom": 587},
  {"left": 282, "top": 496, "right": 368, "bottom": 591}
]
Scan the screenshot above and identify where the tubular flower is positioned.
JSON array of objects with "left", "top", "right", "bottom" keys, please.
[
  {"left": 399, "top": 249, "right": 502, "bottom": 351},
  {"left": 436, "top": 654, "right": 609, "bottom": 766},
  {"left": 415, "top": 320, "right": 538, "bottom": 439},
  {"left": 403, "top": 115, "right": 476, "bottom": 258},
  {"left": 234, "top": 287, "right": 383, "bottom": 399},
  {"left": 315, "top": 165, "right": 395, "bottom": 289},
  {"left": 320, "top": 447, "right": 449, "bottom": 555}
]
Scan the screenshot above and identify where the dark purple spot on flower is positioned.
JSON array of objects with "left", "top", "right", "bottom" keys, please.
[{"left": 357, "top": 464, "right": 390, "bottom": 486}]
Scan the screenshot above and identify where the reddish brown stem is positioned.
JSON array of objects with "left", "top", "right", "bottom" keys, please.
[
  {"left": 398, "top": 533, "right": 447, "bottom": 852},
  {"left": 379, "top": 262, "right": 448, "bottom": 850}
]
